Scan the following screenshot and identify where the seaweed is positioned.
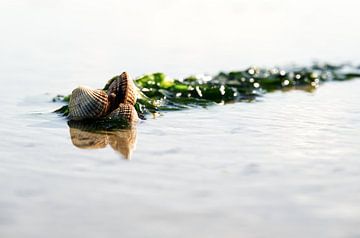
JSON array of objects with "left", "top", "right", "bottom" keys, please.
[
  {"left": 68, "top": 117, "right": 132, "bottom": 131},
  {"left": 54, "top": 63, "right": 360, "bottom": 126}
]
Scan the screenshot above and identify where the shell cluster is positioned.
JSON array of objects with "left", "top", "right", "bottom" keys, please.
[{"left": 68, "top": 72, "right": 138, "bottom": 124}]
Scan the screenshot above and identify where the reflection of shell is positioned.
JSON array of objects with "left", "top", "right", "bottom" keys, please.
[
  {"left": 68, "top": 122, "right": 138, "bottom": 160},
  {"left": 69, "top": 86, "right": 109, "bottom": 121},
  {"left": 69, "top": 127, "right": 108, "bottom": 149},
  {"left": 108, "top": 128, "right": 137, "bottom": 160},
  {"left": 107, "top": 103, "right": 139, "bottom": 124},
  {"left": 107, "top": 72, "right": 137, "bottom": 111}
]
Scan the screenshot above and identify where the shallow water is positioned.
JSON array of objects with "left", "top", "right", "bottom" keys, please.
[
  {"left": 1, "top": 80, "right": 360, "bottom": 238},
  {"left": 1, "top": 0, "right": 360, "bottom": 237}
]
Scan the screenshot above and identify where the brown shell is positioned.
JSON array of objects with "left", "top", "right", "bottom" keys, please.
[
  {"left": 69, "top": 86, "right": 110, "bottom": 121},
  {"left": 106, "top": 104, "right": 138, "bottom": 124},
  {"left": 107, "top": 72, "right": 137, "bottom": 111}
]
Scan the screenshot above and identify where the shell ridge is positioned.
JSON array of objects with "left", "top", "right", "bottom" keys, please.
[{"left": 69, "top": 86, "right": 110, "bottom": 120}]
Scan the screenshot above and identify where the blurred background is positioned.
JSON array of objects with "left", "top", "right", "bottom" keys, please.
[{"left": 1, "top": 0, "right": 360, "bottom": 88}]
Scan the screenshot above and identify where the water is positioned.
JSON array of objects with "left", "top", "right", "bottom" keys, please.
[{"left": 1, "top": 1, "right": 360, "bottom": 237}]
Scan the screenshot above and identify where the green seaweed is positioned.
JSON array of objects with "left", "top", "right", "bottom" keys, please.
[
  {"left": 54, "top": 63, "right": 360, "bottom": 124},
  {"left": 68, "top": 117, "right": 131, "bottom": 131},
  {"left": 52, "top": 94, "right": 70, "bottom": 103}
]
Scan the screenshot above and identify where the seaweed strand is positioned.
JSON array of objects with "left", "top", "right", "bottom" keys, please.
[{"left": 54, "top": 63, "right": 360, "bottom": 118}]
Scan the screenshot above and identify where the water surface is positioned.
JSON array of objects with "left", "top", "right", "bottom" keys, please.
[
  {"left": 1, "top": 0, "right": 360, "bottom": 237},
  {"left": 1, "top": 79, "right": 359, "bottom": 237}
]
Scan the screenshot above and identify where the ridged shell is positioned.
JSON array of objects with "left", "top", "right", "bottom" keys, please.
[
  {"left": 69, "top": 86, "right": 110, "bottom": 121},
  {"left": 106, "top": 104, "right": 138, "bottom": 124},
  {"left": 107, "top": 72, "right": 137, "bottom": 111}
]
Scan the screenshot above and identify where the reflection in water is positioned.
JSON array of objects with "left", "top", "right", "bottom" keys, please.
[
  {"left": 281, "top": 85, "right": 318, "bottom": 93},
  {"left": 68, "top": 121, "right": 137, "bottom": 160}
]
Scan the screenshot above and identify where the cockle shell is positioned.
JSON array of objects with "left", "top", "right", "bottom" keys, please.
[
  {"left": 69, "top": 86, "right": 110, "bottom": 121},
  {"left": 106, "top": 103, "right": 138, "bottom": 124},
  {"left": 107, "top": 72, "right": 137, "bottom": 111}
]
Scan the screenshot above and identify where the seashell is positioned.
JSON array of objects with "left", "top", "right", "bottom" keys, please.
[
  {"left": 106, "top": 103, "right": 138, "bottom": 124},
  {"left": 107, "top": 72, "right": 137, "bottom": 111},
  {"left": 69, "top": 86, "right": 110, "bottom": 121}
]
